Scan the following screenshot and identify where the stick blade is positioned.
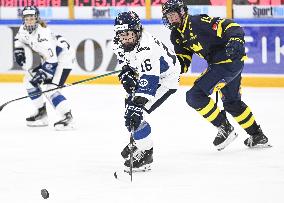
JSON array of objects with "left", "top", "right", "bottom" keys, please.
[
  {"left": 114, "top": 170, "right": 132, "bottom": 183},
  {"left": 0, "top": 103, "right": 6, "bottom": 112}
]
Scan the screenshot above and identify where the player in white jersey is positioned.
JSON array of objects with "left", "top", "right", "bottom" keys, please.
[
  {"left": 112, "top": 11, "right": 181, "bottom": 171},
  {"left": 14, "top": 6, "right": 75, "bottom": 130}
]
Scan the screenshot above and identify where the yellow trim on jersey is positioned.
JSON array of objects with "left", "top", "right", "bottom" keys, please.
[
  {"left": 241, "top": 56, "right": 249, "bottom": 61},
  {"left": 217, "top": 19, "right": 226, "bottom": 38},
  {"left": 214, "top": 59, "right": 233, "bottom": 64},
  {"left": 213, "top": 56, "right": 249, "bottom": 64},
  {"left": 182, "top": 65, "right": 189, "bottom": 73},
  {"left": 241, "top": 116, "right": 255, "bottom": 129},
  {"left": 224, "top": 23, "right": 241, "bottom": 32},
  {"left": 177, "top": 15, "right": 189, "bottom": 34},
  {"left": 234, "top": 107, "right": 252, "bottom": 122},
  {"left": 177, "top": 54, "right": 192, "bottom": 62},
  {"left": 206, "top": 108, "right": 220, "bottom": 122},
  {"left": 198, "top": 99, "right": 215, "bottom": 116}
]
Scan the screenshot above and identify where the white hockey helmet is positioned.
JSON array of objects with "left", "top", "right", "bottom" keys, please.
[{"left": 22, "top": 6, "right": 40, "bottom": 33}]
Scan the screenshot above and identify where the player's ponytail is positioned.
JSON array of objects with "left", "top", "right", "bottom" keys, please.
[{"left": 38, "top": 19, "right": 47, "bottom": 28}]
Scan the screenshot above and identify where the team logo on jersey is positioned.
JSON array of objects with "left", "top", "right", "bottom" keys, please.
[
  {"left": 190, "top": 42, "right": 203, "bottom": 52},
  {"left": 37, "top": 34, "right": 48, "bottom": 42},
  {"left": 139, "top": 79, "right": 148, "bottom": 87},
  {"left": 212, "top": 23, "right": 218, "bottom": 31},
  {"left": 137, "top": 46, "right": 150, "bottom": 53}
]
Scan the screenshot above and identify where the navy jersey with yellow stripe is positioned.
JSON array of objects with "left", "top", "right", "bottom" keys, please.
[{"left": 170, "top": 14, "right": 246, "bottom": 72}]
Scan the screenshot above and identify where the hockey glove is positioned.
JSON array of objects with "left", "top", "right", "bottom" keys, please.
[
  {"left": 225, "top": 38, "right": 245, "bottom": 60},
  {"left": 30, "top": 62, "right": 57, "bottom": 86},
  {"left": 124, "top": 99, "right": 144, "bottom": 132},
  {"left": 14, "top": 48, "right": 26, "bottom": 66},
  {"left": 118, "top": 65, "right": 138, "bottom": 94}
]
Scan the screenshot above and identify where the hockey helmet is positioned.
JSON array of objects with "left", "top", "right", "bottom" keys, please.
[
  {"left": 162, "top": 0, "right": 188, "bottom": 29},
  {"left": 114, "top": 11, "right": 143, "bottom": 52},
  {"left": 22, "top": 6, "right": 40, "bottom": 33}
]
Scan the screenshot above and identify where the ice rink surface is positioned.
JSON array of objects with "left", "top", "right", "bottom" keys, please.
[{"left": 0, "top": 83, "right": 283, "bottom": 203}]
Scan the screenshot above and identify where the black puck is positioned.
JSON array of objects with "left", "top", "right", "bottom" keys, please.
[{"left": 41, "top": 189, "right": 49, "bottom": 199}]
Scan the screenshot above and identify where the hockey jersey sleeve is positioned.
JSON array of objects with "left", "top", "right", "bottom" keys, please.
[
  {"left": 14, "top": 37, "right": 26, "bottom": 49},
  {"left": 170, "top": 31, "right": 193, "bottom": 74},
  {"left": 14, "top": 26, "right": 28, "bottom": 49},
  {"left": 199, "top": 15, "right": 245, "bottom": 41}
]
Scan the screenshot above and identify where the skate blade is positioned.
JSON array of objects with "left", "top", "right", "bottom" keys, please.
[
  {"left": 216, "top": 131, "right": 238, "bottom": 151},
  {"left": 124, "top": 164, "right": 152, "bottom": 173},
  {"left": 247, "top": 142, "right": 272, "bottom": 149},
  {"left": 27, "top": 120, "right": 49, "bottom": 127},
  {"left": 54, "top": 124, "right": 75, "bottom": 131}
]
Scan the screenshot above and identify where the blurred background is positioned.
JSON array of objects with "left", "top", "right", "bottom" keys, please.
[{"left": 0, "top": 0, "right": 284, "bottom": 87}]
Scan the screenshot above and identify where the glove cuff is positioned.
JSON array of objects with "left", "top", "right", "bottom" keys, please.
[{"left": 228, "top": 37, "right": 244, "bottom": 44}]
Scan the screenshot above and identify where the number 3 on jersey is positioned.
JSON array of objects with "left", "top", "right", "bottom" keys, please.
[{"left": 141, "top": 59, "right": 152, "bottom": 72}]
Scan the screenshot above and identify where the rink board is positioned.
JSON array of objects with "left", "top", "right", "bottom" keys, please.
[{"left": 0, "top": 19, "right": 284, "bottom": 87}]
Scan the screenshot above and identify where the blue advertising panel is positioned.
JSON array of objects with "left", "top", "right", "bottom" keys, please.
[{"left": 191, "top": 25, "right": 284, "bottom": 75}]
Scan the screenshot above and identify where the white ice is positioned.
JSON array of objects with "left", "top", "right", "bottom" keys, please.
[{"left": 0, "top": 83, "right": 283, "bottom": 203}]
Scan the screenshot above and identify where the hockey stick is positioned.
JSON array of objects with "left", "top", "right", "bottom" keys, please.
[
  {"left": 0, "top": 70, "right": 121, "bottom": 112},
  {"left": 129, "top": 128, "right": 135, "bottom": 182}
]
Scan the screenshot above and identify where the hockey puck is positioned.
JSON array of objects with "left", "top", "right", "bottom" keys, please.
[
  {"left": 41, "top": 189, "right": 49, "bottom": 199},
  {"left": 114, "top": 172, "right": 118, "bottom": 179}
]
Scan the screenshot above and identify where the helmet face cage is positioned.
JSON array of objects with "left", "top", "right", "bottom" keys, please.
[
  {"left": 22, "top": 6, "right": 40, "bottom": 33},
  {"left": 114, "top": 11, "right": 142, "bottom": 52},
  {"left": 162, "top": 0, "right": 188, "bottom": 30}
]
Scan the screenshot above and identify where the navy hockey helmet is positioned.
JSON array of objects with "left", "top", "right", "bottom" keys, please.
[
  {"left": 162, "top": 0, "right": 188, "bottom": 29},
  {"left": 114, "top": 11, "right": 143, "bottom": 52},
  {"left": 22, "top": 6, "right": 40, "bottom": 33}
]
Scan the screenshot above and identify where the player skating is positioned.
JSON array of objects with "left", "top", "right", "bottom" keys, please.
[
  {"left": 162, "top": 0, "right": 271, "bottom": 150},
  {"left": 112, "top": 11, "right": 181, "bottom": 172},
  {"left": 14, "top": 6, "right": 75, "bottom": 130}
]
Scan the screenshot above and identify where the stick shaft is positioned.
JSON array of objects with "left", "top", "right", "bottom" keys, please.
[{"left": 0, "top": 70, "right": 121, "bottom": 111}]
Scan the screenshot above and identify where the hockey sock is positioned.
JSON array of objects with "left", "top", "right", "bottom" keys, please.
[{"left": 133, "top": 121, "right": 153, "bottom": 151}]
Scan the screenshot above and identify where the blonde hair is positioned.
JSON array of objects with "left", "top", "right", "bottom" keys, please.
[{"left": 38, "top": 19, "right": 47, "bottom": 28}]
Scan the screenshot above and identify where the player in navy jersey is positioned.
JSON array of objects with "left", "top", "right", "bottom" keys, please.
[{"left": 162, "top": 0, "right": 271, "bottom": 150}]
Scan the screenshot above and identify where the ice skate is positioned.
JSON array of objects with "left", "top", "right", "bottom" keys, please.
[
  {"left": 26, "top": 104, "right": 48, "bottom": 127},
  {"left": 244, "top": 126, "right": 272, "bottom": 148},
  {"left": 124, "top": 147, "right": 153, "bottom": 173},
  {"left": 54, "top": 111, "right": 74, "bottom": 131},
  {"left": 213, "top": 119, "right": 238, "bottom": 151}
]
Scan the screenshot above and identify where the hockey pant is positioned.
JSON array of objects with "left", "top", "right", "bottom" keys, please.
[
  {"left": 24, "top": 64, "right": 72, "bottom": 118},
  {"left": 186, "top": 60, "right": 259, "bottom": 135}
]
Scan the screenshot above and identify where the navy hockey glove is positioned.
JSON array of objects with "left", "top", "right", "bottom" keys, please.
[
  {"left": 30, "top": 62, "right": 57, "bottom": 86},
  {"left": 118, "top": 66, "right": 138, "bottom": 94},
  {"left": 14, "top": 48, "right": 26, "bottom": 66},
  {"left": 225, "top": 38, "right": 245, "bottom": 60},
  {"left": 124, "top": 100, "right": 144, "bottom": 132}
]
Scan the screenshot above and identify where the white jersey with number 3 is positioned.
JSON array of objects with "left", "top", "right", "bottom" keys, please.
[{"left": 112, "top": 30, "right": 181, "bottom": 102}]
